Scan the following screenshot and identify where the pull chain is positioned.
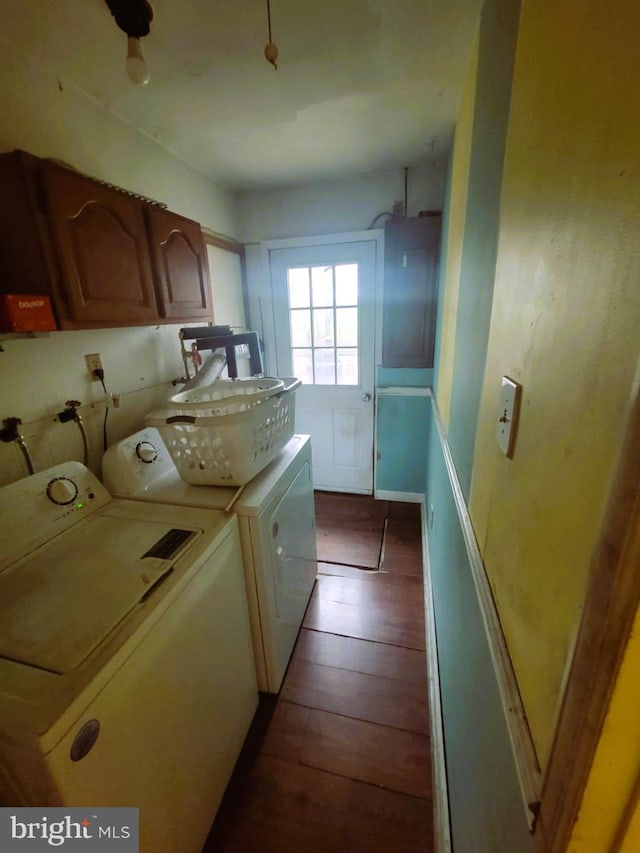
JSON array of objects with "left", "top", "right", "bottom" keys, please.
[{"left": 264, "top": 0, "right": 279, "bottom": 69}]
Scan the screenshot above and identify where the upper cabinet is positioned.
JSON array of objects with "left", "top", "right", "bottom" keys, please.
[
  {"left": 43, "top": 162, "right": 159, "bottom": 327},
  {"left": 0, "top": 150, "right": 213, "bottom": 330},
  {"left": 381, "top": 215, "right": 441, "bottom": 369},
  {"left": 145, "top": 207, "right": 211, "bottom": 321}
]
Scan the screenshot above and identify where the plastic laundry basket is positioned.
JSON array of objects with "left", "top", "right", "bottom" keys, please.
[{"left": 145, "top": 377, "right": 301, "bottom": 486}]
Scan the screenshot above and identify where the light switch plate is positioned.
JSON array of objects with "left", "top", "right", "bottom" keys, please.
[{"left": 497, "top": 376, "right": 522, "bottom": 458}]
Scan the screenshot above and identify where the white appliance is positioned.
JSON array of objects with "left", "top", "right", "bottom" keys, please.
[
  {"left": 103, "top": 431, "right": 318, "bottom": 692},
  {"left": 0, "top": 462, "right": 258, "bottom": 853}
]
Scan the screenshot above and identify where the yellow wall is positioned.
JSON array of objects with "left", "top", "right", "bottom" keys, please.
[
  {"left": 435, "top": 31, "right": 478, "bottom": 428},
  {"left": 468, "top": 0, "right": 640, "bottom": 766},
  {"left": 568, "top": 607, "right": 640, "bottom": 851}
]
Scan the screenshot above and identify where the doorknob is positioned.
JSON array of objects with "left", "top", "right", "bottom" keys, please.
[{"left": 361, "top": 392, "right": 372, "bottom": 403}]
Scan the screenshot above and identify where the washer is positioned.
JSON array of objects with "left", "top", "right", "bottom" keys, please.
[
  {"left": 0, "top": 462, "right": 258, "bottom": 853},
  {"left": 103, "top": 431, "right": 318, "bottom": 692}
]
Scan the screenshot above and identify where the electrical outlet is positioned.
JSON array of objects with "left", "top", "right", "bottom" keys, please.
[
  {"left": 392, "top": 200, "right": 405, "bottom": 216},
  {"left": 85, "top": 353, "right": 103, "bottom": 380}
]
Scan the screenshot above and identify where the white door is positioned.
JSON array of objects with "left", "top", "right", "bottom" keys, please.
[{"left": 270, "top": 241, "right": 376, "bottom": 493}]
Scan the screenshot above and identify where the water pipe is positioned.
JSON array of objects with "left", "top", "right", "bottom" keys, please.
[
  {"left": 58, "top": 401, "right": 89, "bottom": 466},
  {"left": 0, "top": 417, "right": 35, "bottom": 475}
]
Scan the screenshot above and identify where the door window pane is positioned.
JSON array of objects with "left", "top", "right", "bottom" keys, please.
[
  {"left": 292, "top": 349, "right": 313, "bottom": 384},
  {"left": 313, "top": 308, "right": 335, "bottom": 347},
  {"left": 311, "top": 266, "right": 334, "bottom": 307},
  {"left": 287, "top": 262, "right": 360, "bottom": 387},
  {"left": 336, "top": 307, "right": 358, "bottom": 346},
  {"left": 335, "top": 264, "right": 358, "bottom": 306},
  {"left": 337, "top": 348, "right": 358, "bottom": 385},
  {"left": 290, "top": 309, "right": 311, "bottom": 347},
  {"left": 288, "top": 267, "right": 310, "bottom": 308},
  {"left": 314, "top": 348, "right": 336, "bottom": 384}
]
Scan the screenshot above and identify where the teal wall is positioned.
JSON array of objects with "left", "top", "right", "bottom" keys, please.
[
  {"left": 375, "top": 392, "right": 429, "bottom": 495},
  {"left": 374, "top": 367, "right": 432, "bottom": 495},
  {"left": 447, "top": 0, "right": 522, "bottom": 497},
  {"left": 425, "top": 395, "right": 533, "bottom": 853},
  {"left": 420, "top": 0, "right": 529, "bottom": 845}
]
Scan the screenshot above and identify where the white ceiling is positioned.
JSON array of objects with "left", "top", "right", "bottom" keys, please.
[{"left": 3, "top": 0, "right": 482, "bottom": 191}]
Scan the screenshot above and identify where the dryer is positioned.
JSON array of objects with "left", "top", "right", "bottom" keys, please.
[
  {"left": 0, "top": 462, "right": 258, "bottom": 853},
  {"left": 103, "top": 431, "right": 318, "bottom": 693}
]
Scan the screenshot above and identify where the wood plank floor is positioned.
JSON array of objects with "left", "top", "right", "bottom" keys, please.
[
  {"left": 204, "top": 496, "right": 433, "bottom": 853},
  {"left": 314, "top": 492, "right": 389, "bottom": 568}
]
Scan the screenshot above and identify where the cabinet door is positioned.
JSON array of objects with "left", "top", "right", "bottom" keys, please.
[
  {"left": 146, "top": 208, "right": 212, "bottom": 321},
  {"left": 382, "top": 216, "right": 441, "bottom": 368},
  {"left": 0, "top": 151, "right": 56, "bottom": 302},
  {"left": 43, "top": 165, "right": 158, "bottom": 327}
]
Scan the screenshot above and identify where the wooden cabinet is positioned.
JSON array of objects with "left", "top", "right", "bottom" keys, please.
[
  {"left": 381, "top": 215, "right": 441, "bottom": 368},
  {"left": 145, "top": 207, "right": 211, "bottom": 321},
  {"left": 43, "top": 163, "right": 159, "bottom": 327},
  {"left": 0, "top": 150, "right": 213, "bottom": 329},
  {"left": 0, "top": 151, "right": 56, "bottom": 301}
]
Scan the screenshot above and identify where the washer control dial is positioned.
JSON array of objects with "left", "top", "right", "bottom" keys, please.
[
  {"left": 136, "top": 441, "right": 158, "bottom": 464},
  {"left": 46, "top": 477, "right": 78, "bottom": 506}
]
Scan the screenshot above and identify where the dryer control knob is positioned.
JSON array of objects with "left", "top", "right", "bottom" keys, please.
[
  {"left": 46, "top": 477, "right": 78, "bottom": 505},
  {"left": 136, "top": 441, "right": 158, "bottom": 464}
]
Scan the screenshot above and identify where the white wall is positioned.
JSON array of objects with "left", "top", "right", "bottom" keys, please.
[
  {"left": 208, "top": 248, "right": 246, "bottom": 331},
  {"left": 0, "top": 37, "right": 238, "bottom": 233},
  {"left": 238, "top": 160, "right": 446, "bottom": 243},
  {"left": 0, "top": 37, "right": 239, "bottom": 486}
]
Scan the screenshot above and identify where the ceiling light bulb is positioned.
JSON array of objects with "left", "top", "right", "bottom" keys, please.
[{"left": 126, "top": 36, "right": 150, "bottom": 85}]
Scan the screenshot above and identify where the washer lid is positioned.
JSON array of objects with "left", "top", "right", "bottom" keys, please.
[{"left": 0, "top": 512, "right": 198, "bottom": 674}]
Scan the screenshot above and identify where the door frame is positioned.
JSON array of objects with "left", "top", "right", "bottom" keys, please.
[
  {"left": 246, "top": 230, "right": 384, "bottom": 379},
  {"left": 202, "top": 229, "right": 248, "bottom": 327},
  {"left": 534, "top": 371, "right": 640, "bottom": 851}
]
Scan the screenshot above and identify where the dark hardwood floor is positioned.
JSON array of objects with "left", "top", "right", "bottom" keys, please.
[
  {"left": 204, "top": 494, "right": 433, "bottom": 852},
  {"left": 314, "top": 491, "right": 389, "bottom": 569}
]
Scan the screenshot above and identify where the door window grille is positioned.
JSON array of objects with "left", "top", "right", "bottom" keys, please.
[{"left": 287, "top": 263, "right": 359, "bottom": 386}]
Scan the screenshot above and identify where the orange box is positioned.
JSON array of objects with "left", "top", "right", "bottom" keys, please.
[{"left": 0, "top": 294, "right": 57, "bottom": 332}]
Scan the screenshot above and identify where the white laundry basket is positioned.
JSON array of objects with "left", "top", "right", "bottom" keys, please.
[{"left": 145, "top": 377, "right": 301, "bottom": 485}]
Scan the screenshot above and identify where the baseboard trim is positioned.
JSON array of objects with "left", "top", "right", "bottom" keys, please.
[
  {"left": 314, "top": 486, "right": 371, "bottom": 495},
  {"left": 421, "top": 499, "right": 452, "bottom": 853},
  {"left": 430, "top": 395, "right": 542, "bottom": 828},
  {"left": 374, "top": 490, "right": 424, "bottom": 503}
]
